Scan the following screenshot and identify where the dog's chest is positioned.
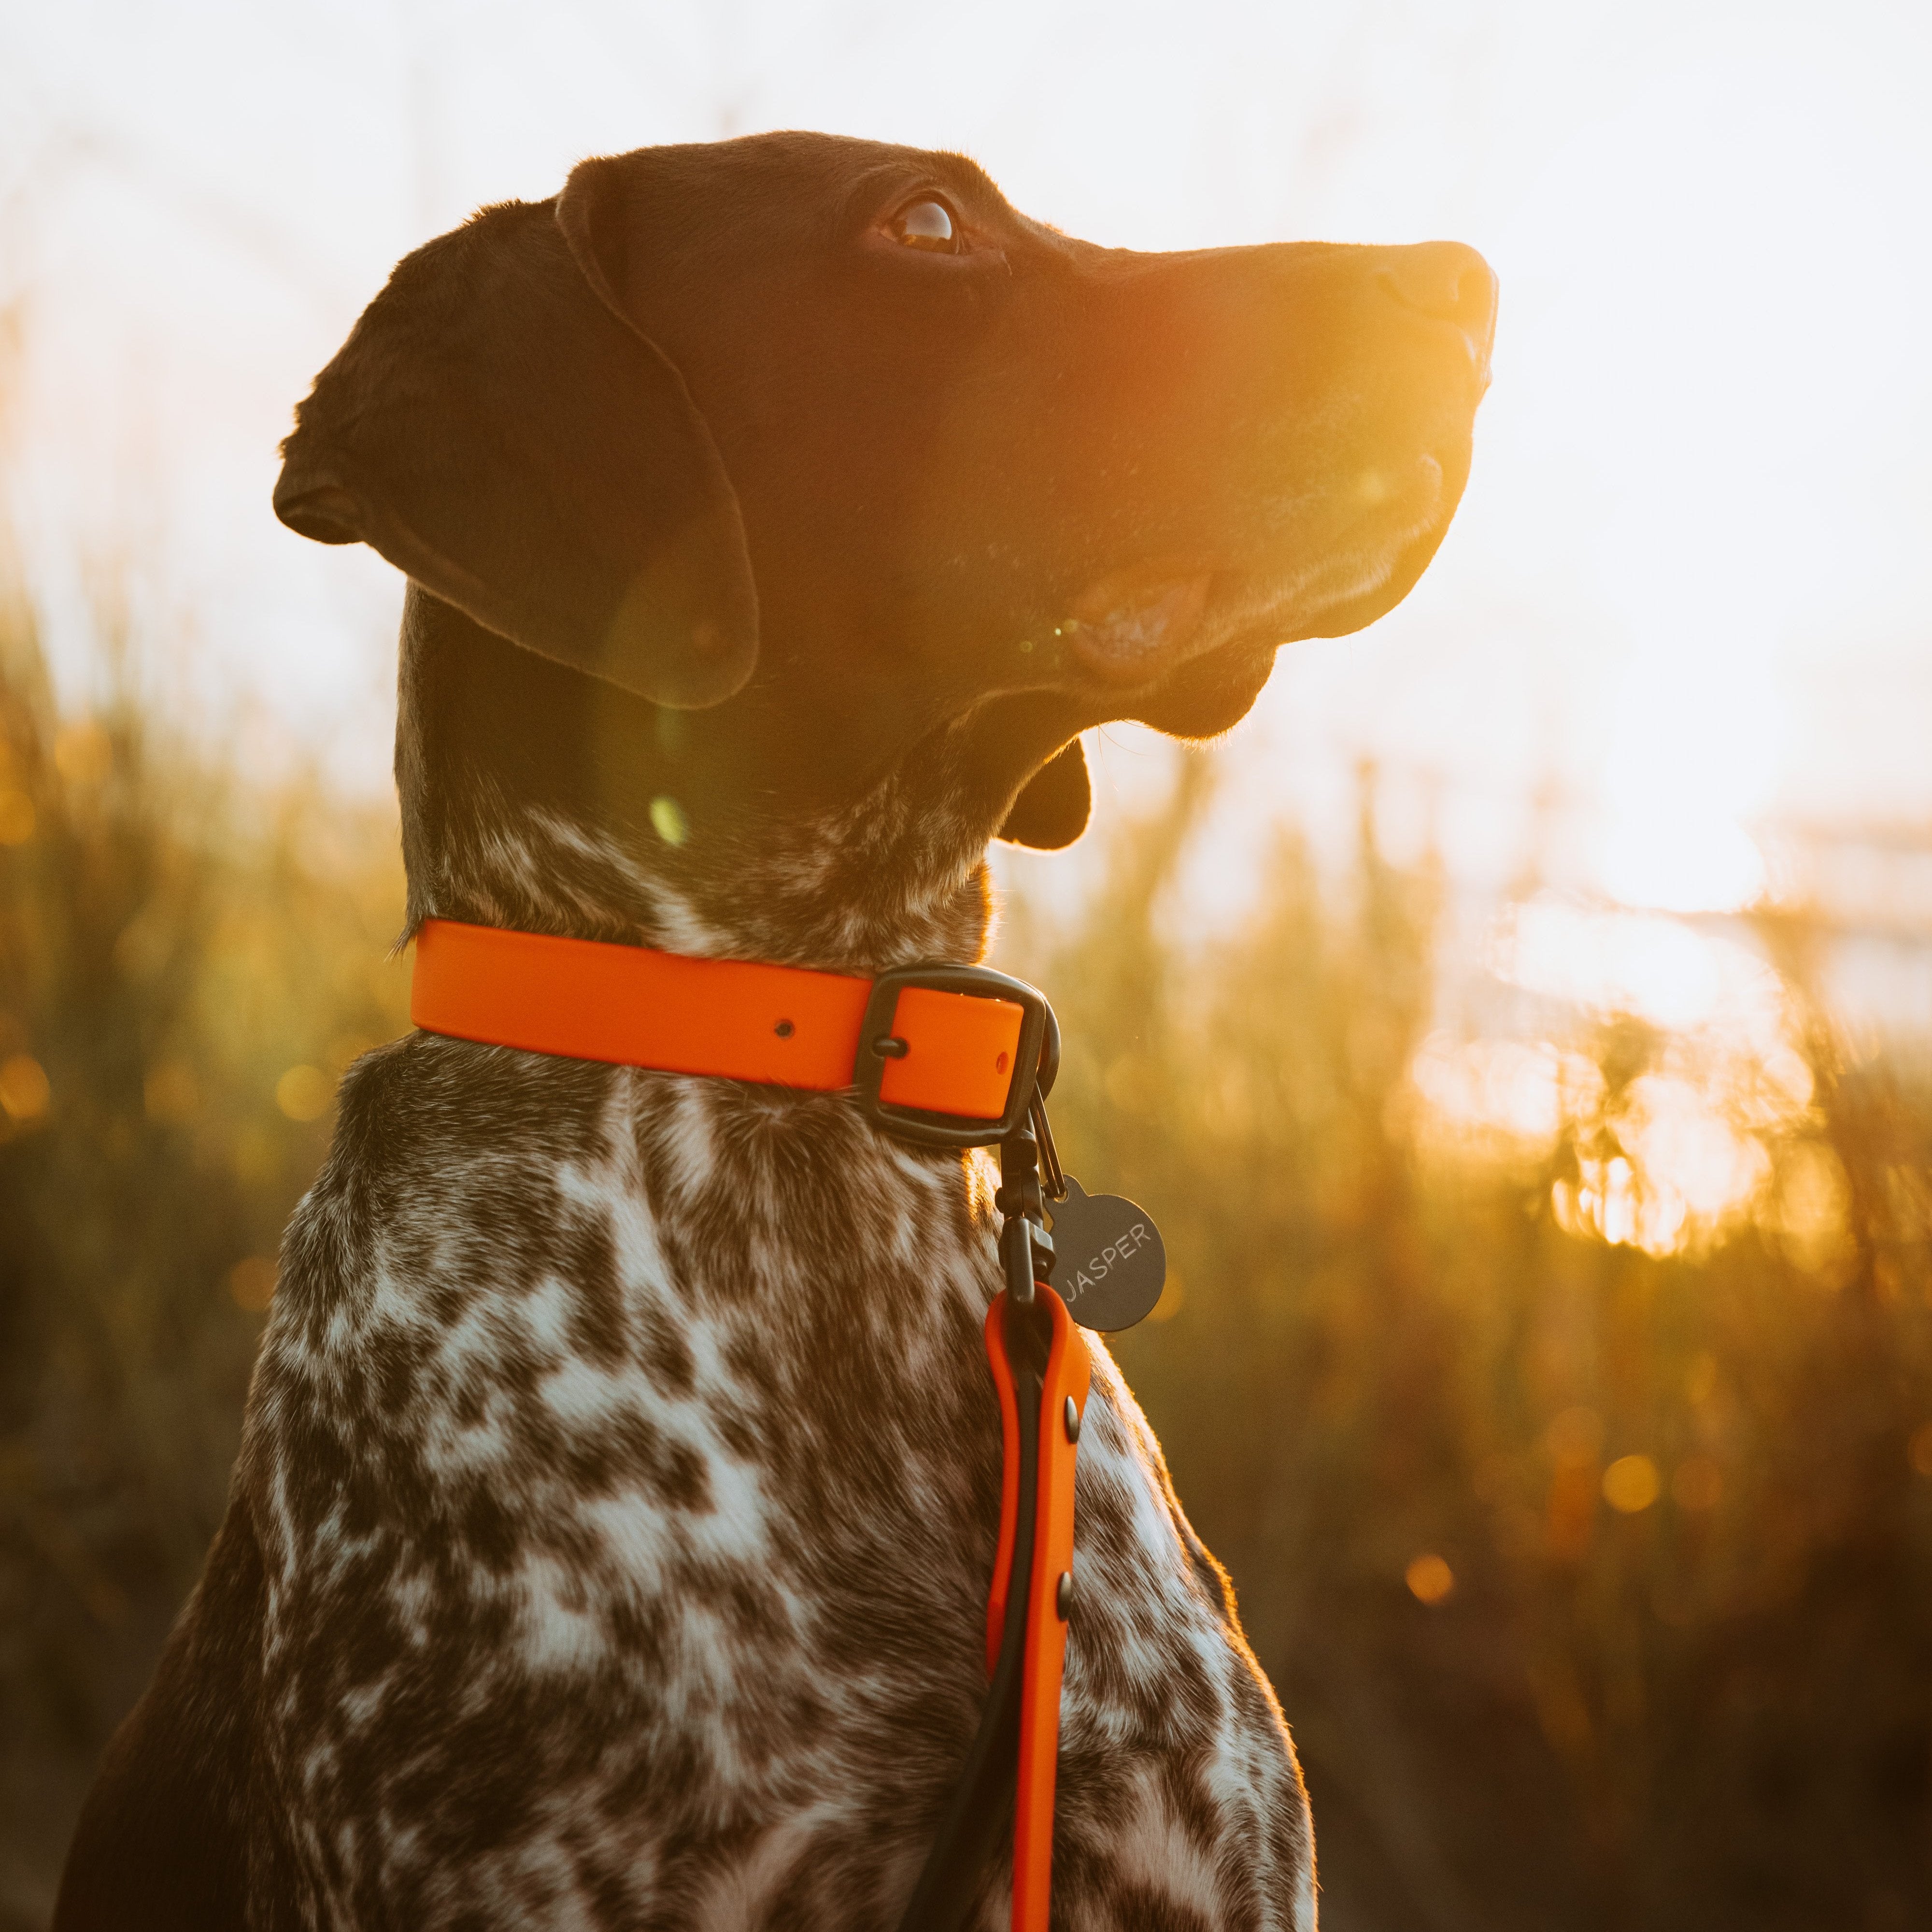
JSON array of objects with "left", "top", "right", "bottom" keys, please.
[{"left": 242, "top": 1040, "right": 1303, "bottom": 1928}]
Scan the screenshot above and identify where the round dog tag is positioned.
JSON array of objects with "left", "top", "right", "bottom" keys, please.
[{"left": 1046, "top": 1177, "right": 1166, "bottom": 1331}]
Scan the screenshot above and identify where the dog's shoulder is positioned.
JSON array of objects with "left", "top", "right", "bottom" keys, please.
[
  {"left": 270, "top": 1031, "right": 628, "bottom": 1340},
  {"left": 304, "top": 1028, "right": 620, "bottom": 1217}
]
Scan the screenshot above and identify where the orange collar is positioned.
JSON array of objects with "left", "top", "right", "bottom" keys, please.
[{"left": 409, "top": 917, "right": 1052, "bottom": 1142}]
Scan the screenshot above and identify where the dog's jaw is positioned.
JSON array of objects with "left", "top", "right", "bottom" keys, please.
[{"left": 986, "top": 420, "right": 1470, "bottom": 738}]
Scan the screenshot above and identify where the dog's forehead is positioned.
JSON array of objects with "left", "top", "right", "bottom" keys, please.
[{"left": 591, "top": 130, "right": 1016, "bottom": 234}]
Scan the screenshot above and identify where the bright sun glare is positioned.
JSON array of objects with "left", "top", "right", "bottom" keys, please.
[
  {"left": 1407, "top": 890, "right": 1825, "bottom": 1256},
  {"left": 1412, "top": 30, "right": 1930, "bottom": 919}
]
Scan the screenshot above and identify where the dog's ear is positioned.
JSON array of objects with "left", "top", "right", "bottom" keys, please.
[
  {"left": 273, "top": 198, "right": 756, "bottom": 709},
  {"left": 997, "top": 739, "right": 1091, "bottom": 849}
]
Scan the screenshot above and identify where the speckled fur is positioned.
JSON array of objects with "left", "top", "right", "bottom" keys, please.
[{"left": 232, "top": 720, "right": 1315, "bottom": 1930}]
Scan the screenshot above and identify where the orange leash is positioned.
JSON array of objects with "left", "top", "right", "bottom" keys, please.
[{"left": 985, "top": 1288, "right": 1091, "bottom": 1932}]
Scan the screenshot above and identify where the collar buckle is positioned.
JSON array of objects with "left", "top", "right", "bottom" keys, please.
[{"left": 854, "top": 963, "right": 1060, "bottom": 1148}]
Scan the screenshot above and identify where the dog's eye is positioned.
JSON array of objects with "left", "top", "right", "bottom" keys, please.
[{"left": 889, "top": 197, "right": 960, "bottom": 254}]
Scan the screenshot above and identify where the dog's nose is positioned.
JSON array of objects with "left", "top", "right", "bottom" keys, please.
[{"left": 1377, "top": 241, "right": 1497, "bottom": 373}]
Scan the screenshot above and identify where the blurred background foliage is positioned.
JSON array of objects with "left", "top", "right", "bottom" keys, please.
[
  {"left": 0, "top": 570, "right": 410, "bottom": 1920},
  {"left": 2, "top": 558, "right": 1931, "bottom": 1930},
  {"left": 1003, "top": 761, "right": 1932, "bottom": 1931}
]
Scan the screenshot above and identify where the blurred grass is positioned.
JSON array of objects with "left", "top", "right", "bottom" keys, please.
[
  {"left": 0, "top": 574, "right": 410, "bottom": 1925},
  {"left": 1002, "top": 759, "right": 1932, "bottom": 1932},
  {"left": 2, "top": 568, "right": 1930, "bottom": 1928}
]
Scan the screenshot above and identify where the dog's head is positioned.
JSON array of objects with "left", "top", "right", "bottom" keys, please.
[{"left": 277, "top": 132, "right": 1492, "bottom": 956}]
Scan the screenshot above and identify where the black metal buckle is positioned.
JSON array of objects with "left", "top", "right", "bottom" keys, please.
[{"left": 853, "top": 962, "right": 1060, "bottom": 1148}]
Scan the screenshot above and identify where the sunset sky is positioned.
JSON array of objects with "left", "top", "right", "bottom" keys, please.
[{"left": 3, "top": 0, "right": 1929, "bottom": 924}]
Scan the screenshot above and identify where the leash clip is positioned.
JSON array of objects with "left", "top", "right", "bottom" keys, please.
[
  {"left": 995, "top": 1119, "right": 1055, "bottom": 1309},
  {"left": 853, "top": 962, "right": 1060, "bottom": 1148}
]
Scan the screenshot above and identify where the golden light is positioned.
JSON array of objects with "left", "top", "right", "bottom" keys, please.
[
  {"left": 0, "top": 1054, "right": 52, "bottom": 1122},
  {"left": 1413, "top": 883, "right": 1829, "bottom": 1257},
  {"left": 275, "top": 1063, "right": 333, "bottom": 1122},
  {"left": 1602, "top": 1455, "right": 1660, "bottom": 1516},
  {"left": 1615, "top": 1075, "right": 1770, "bottom": 1231},
  {"left": 1405, "top": 1554, "right": 1454, "bottom": 1605}
]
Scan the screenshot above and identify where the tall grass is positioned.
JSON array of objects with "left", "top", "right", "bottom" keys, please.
[
  {"left": 1002, "top": 761, "right": 1932, "bottom": 1932},
  {"left": 0, "top": 584, "right": 409, "bottom": 1925},
  {"left": 2, "top": 577, "right": 1929, "bottom": 1928}
]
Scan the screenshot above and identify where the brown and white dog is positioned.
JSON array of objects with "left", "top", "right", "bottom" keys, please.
[{"left": 55, "top": 133, "right": 1494, "bottom": 1930}]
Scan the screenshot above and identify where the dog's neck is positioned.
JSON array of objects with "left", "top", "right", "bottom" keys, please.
[
  {"left": 402, "top": 760, "right": 997, "bottom": 972},
  {"left": 395, "top": 592, "right": 998, "bottom": 973}
]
